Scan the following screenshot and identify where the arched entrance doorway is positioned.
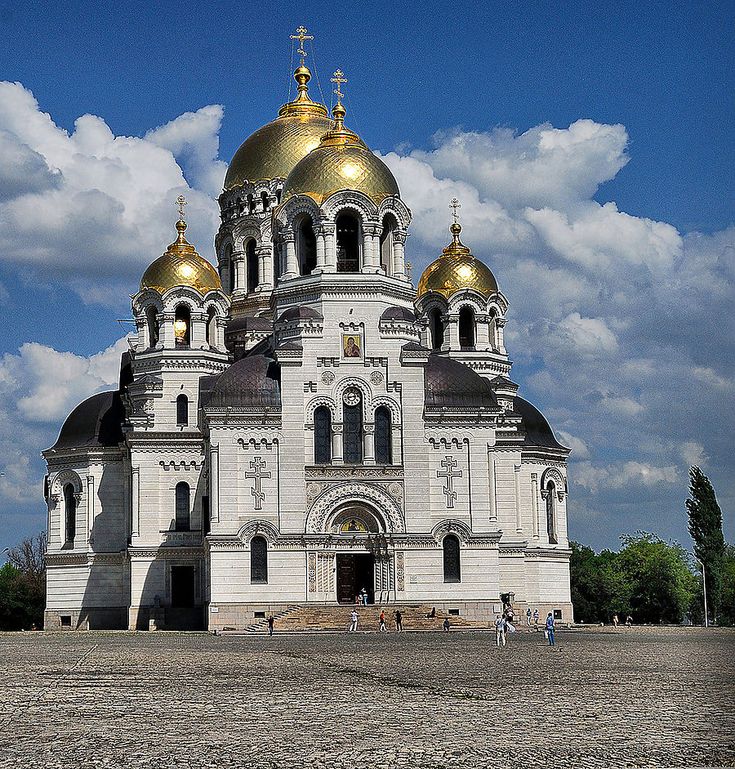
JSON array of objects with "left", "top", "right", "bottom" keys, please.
[{"left": 330, "top": 506, "right": 382, "bottom": 604}]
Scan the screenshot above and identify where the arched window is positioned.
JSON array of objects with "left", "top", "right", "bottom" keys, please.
[
  {"left": 430, "top": 308, "right": 444, "bottom": 350},
  {"left": 146, "top": 306, "right": 159, "bottom": 348},
  {"left": 63, "top": 483, "right": 76, "bottom": 543},
  {"left": 459, "top": 306, "right": 475, "bottom": 348},
  {"left": 297, "top": 216, "right": 317, "bottom": 276},
  {"left": 261, "top": 190, "right": 269, "bottom": 212},
  {"left": 246, "top": 240, "right": 258, "bottom": 293},
  {"left": 206, "top": 307, "right": 217, "bottom": 348},
  {"left": 374, "top": 406, "right": 392, "bottom": 465},
  {"left": 336, "top": 213, "right": 360, "bottom": 272},
  {"left": 379, "top": 214, "right": 397, "bottom": 275},
  {"left": 251, "top": 536, "right": 268, "bottom": 583},
  {"left": 174, "top": 305, "right": 191, "bottom": 348},
  {"left": 343, "top": 390, "right": 363, "bottom": 464},
  {"left": 443, "top": 534, "right": 461, "bottom": 583},
  {"left": 314, "top": 406, "right": 332, "bottom": 464},
  {"left": 176, "top": 394, "right": 189, "bottom": 426},
  {"left": 229, "top": 256, "right": 237, "bottom": 294},
  {"left": 175, "top": 482, "right": 190, "bottom": 531},
  {"left": 546, "top": 482, "right": 558, "bottom": 544}
]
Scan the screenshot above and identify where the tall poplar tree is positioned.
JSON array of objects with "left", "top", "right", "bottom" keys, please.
[{"left": 686, "top": 466, "right": 726, "bottom": 621}]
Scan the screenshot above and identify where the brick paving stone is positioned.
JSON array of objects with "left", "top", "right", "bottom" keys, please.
[{"left": 0, "top": 627, "right": 733, "bottom": 768}]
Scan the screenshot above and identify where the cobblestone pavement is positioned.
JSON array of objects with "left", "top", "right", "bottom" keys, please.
[{"left": 1, "top": 627, "right": 733, "bottom": 768}]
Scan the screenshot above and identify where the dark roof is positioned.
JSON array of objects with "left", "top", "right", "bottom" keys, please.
[
  {"left": 380, "top": 306, "right": 416, "bottom": 322},
  {"left": 207, "top": 355, "right": 281, "bottom": 408},
  {"left": 425, "top": 355, "right": 498, "bottom": 409},
  {"left": 401, "top": 342, "right": 431, "bottom": 352},
  {"left": 50, "top": 391, "right": 125, "bottom": 451},
  {"left": 278, "top": 305, "right": 323, "bottom": 322},
  {"left": 226, "top": 315, "right": 272, "bottom": 334},
  {"left": 512, "top": 396, "right": 568, "bottom": 450}
]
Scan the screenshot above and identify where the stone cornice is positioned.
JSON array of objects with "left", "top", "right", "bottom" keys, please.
[{"left": 127, "top": 546, "right": 205, "bottom": 559}]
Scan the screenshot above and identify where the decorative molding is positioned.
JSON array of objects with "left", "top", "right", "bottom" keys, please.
[
  {"left": 437, "top": 455, "right": 463, "bottom": 509},
  {"left": 431, "top": 518, "right": 473, "bottom": 545},
  {"left": 306, "top": 481, "right": 405, "bottom": 534},
  {"left": 237, "top": 520, "right": 280, "bottom": 545},
  {"left": 159, "top": 460, "right": 202, "bottom": 471}
]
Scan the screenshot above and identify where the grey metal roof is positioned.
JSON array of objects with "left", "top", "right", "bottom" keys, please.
[
  {"left": 278, "top": 305, "right": 323, "bottom": 322},
  {"left": 225, "top": 315, "right": 272, "bottom": 334},
  {"left": 512, "top": 396, "right": 568, "bottom": 450},
  {"left": 380, "top": 306, "right": 416, "bottom": 322},
  {"left": 49, "top": 391, "right": 125, "bottom": 451},
  {"left": 425, "top": 354, "right": 498, "bottom": 409},
  {"left": 207, "top": 354, "right": 281, "bottom": 408}
]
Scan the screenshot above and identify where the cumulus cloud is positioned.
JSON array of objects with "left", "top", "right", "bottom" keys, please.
[{"left": 0, "top": 82, "right": 223, "bottom": 300}]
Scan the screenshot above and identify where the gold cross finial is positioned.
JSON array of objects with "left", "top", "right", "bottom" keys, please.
[
  {"left": 331, "top": 69, "right": 347, "bottom": 105},
  {"left": 290, "top": 25, "right": 314, "bottom": 65},
  {"left": 449, "top": 198, "right": 461, "bottom": 224},
  {"left": 176, "top": 194, "right": 187, "bottom": 221}
]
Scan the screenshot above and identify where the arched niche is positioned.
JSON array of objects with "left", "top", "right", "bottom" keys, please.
[{"left": 336, "top": 212, "right": 361, "bottom": 273}]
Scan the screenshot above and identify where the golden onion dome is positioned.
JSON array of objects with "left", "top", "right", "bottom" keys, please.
[
  {"left": 141, "top": 219, "right": 222, "bottom": 295},
  {"left": 417, "top": 222, "right": 498, "bottom": 299},
  {"left": 224, "top": 65, "right": 343, "bottom": 190},
  {"left": 280, "top": 99, "right": 399, "bottom": 206}
]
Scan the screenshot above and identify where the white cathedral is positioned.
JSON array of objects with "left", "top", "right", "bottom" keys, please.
[{"left": 43, "top": 39, "right": 573, "bottom": 630}]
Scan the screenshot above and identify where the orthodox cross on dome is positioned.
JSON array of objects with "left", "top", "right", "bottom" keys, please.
[
  {"left": 245, "top": 456, "right": 271, "bottom": 511},
  {"left": 176, "top": 194, "right": 187, "bottom": 221},
  {"left": 290, "top": 25, "right": 314, "bottom": 65},
  {"left": 449, "top": 197, "right": 461, "bottom": 225},
  {"left": 437, "top": 455, "right": 463, "bottom": 509},
  {"left": 331, "top": 69, "right": 347, "bottom": 106}
]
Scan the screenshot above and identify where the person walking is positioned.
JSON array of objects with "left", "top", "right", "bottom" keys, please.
[
  {"left": 612, "top": 613, "right": 619, "bottom": 627},
  {"left": 526, "top": 607, "right": 532, "bottom": 626},
  {"left": 443, "top": 617, "right": 450, "bottom": 632},
  {"left": 267, "top": 615, "right": 274, "bottom": 637},
  {"left": 379, "top": 610, "right": 387, "bottom": 632},
  {"left": 360, "top": 587, "right": 368, "bottom": 606},
  {"left": 495, "top": 615, "right": 506, "bottom": 647},
  {"left": 394, "top": 610, "right": 403, "bottom": 632},
  {"left": 533, "top": 608, "right": 539, "bottom": 626},
  {"left": 545, "top": 612, "right": 555, "bottom": 646},
  {"left": 349, "top": 609, "right": 359, "bottom": 632}
]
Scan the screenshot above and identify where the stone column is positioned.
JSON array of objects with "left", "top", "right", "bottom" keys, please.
[
  {"left": 445, "top": 316, "right": 459, "bottom": 350},
  {"left": 475, "top": 314, "right": 491, "bottom": 349},
  {"left": 262, "top": 247, "right": 274, "bottom": 288},
  {"left": 332, "top": 425, "right": 344, "bottom": 464},
  {"left": 362, "top": 225, "right": 381, "bottom": 272},
  {"left": 531, "top": 473, "right": 539, "bottom": 540},
  {"left": 191, "top": 312, "right": 207, "bottom": 349},
  {"left": 315, "top": 231, "right": 326, "bottom": 272},
  {"left": 235, "top": 257, "right": 246, "bottom": 291},
  {"left": 393, "top": 233, "right": 407, "bottom": 279},
  {"left": 496, "top": 317, "right": 507, "bottom": 354},
  {"left": 488, "top": 452, "right": 497, "bottom": 522},
  {"left": 323, "top": 223, "right": 337, "bottom": 271},
  {"left": 86, "top": 475, "right": 95, "bottom": 544},
  {"left": 363, "top": 424, "right": 375, "bottom": 464},
  {"left": 131, "top": 467, "right": 140, "bottom": 538},
  {"left": 283, "top": 237, "right": 298, "bottom": 280},
  {"left": 160, "top": 313, "right": 175, "bottom": 348},
  {"left": 514, "top": 465, "right": 523, "bottom": 533},
  {"left": 209, "top": 445, "right": 219, "bottom": 524}
]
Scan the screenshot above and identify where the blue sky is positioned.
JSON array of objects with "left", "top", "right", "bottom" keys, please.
[{"left": 0, "top": 0, "right": 732, "bottom": 554}]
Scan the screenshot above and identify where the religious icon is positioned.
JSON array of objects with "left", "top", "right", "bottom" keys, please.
[{"left": 342, "top": 334, "right": 361, "bottom": 359}]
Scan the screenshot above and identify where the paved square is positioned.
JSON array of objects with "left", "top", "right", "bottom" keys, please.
[{"left": 1, "top": 627, "right": 733, "bottom": 768}]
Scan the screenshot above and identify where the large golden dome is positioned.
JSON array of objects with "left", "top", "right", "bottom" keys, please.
[
  {"left": 224, "top": 66, "right": 338, "bottom": 190},
  {"left": 141, "top": 219, "right": 221, "bottom": 295},
  {"left": 281, "top": 101, "right": 399, "bottom": 206},
  {"left": 417, "top": 222, "right": 498, "bottom": 299}
]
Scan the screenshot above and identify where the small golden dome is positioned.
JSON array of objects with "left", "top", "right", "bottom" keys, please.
[
  {"left": 417, "top": 222, "right": 498, "bottom": 299},
  {"left": 281, "top": 98, "right": 399, "bottom": 206},
  {"left": 224, "top": 65, "right": 337, "bottom": 189},
  {"left": 141, "top": 219, "right": 222, "bottom": 295}
]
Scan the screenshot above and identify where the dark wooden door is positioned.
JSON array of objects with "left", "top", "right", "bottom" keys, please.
[{"left": 337, "top": 555, "right": 356, "bottom": 603}]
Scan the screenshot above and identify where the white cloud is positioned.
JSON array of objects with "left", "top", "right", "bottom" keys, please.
[
  {"left": 557, "top": 431, "right": 590, "bottom": 460},
  {"left": 574, "top": 461, "right": 679, "bottom": 493},
  {"left": 0, "top": 82, "right": 222, "bottom": 299}
]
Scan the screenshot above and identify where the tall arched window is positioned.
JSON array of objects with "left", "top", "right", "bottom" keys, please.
[
  {"left": 297, "top": 216, "right": 317, "bottom": 275},
  {"left": 443, "top": 534, "right": 461, "bottom": 583},
  {"left": 430, "top": 308, "right": 444, "bottom": 350},
  {"left": 343, "top": 390, "right": 363, "bottom": 464},
  {"left": 459, "top": 306, "right": 475, "bottom": 348},
  {"left": 63, "top": 483, "right": 76, "bottom": 543},
  {"left": 261, "top": 190, "right": 269, "bottom": 212},
  {"left": 146, "top": 306, "right": 159, "bottom": 348},
  {"left": 314, "top": 406, "right": 332, "bottom": 464},
  {"left": 176, "top": 394, "right": 189, "bottom": 426},
  {"left": 379, "top": 214, "right": 397, "bottom": 275},
  {"left": 175, "top": 482, "right": 190, "bottom": 531},
  {"left": 246, "top": 240, "right": 258, "bottom": 293},
  {"left": 251, "top": 536, "right": 268, "bottom": 583},
  {"left": 336, "top": 213, "right": 360, "bottom": 272},
  {"left": 374, "top": 406, "right": 392, "bottom": 465},
  {"left": 174, "top": 305, "right": 191, "bottom": 348},
  {"left": 546, "top": 482, "right": 558, "bottom": 544}
]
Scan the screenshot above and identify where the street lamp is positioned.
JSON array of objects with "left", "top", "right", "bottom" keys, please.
[{"left": 695, "top": 557, "right": 708, "bottom": 628}]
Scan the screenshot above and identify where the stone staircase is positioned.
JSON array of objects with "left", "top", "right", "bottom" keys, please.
[{"left": 239, "top": 603, "right": 492, "bottom": 633}]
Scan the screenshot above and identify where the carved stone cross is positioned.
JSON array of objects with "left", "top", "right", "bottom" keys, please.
[
  {"left": 437, "top": 455, "right": 462, "bottom": 509},
  {"left": 245, "top": 456, "right": 271, "bottom": 511}
]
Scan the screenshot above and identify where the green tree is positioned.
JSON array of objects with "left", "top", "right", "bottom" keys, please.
[
  {"left": 686, "top": 467, "right": 726, "bottom": 622},
  {"left": 570, "top": 543, "right": 632, "bottom": 622},
  {"left": 718, "top": 545, "right": 735, "bottom": 626},
  {"left": 617, "top": 533, "right": 697, "bottom": 624},
  {"left": 1, "top": 532, "right": 46, "bottom": 630}
]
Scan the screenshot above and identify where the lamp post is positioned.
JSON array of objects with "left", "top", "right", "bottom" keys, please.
[{"left": 696, "top": 557, "right": 708, "bottom": 628}]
